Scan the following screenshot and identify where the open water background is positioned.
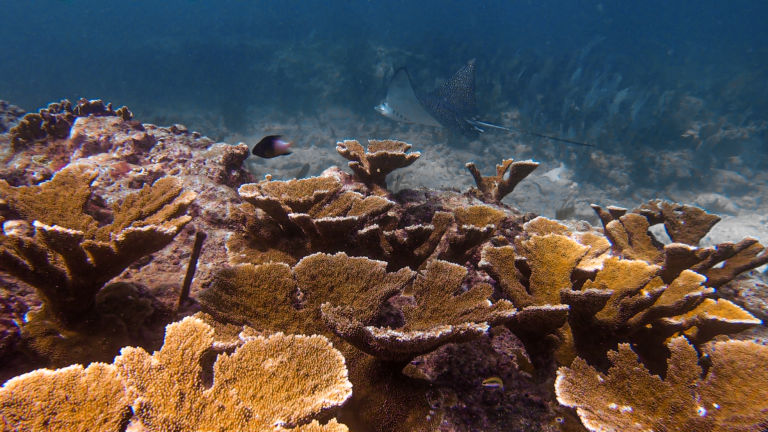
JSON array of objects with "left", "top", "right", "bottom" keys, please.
[{"left": 1, "top": 1, "right": 766, "bottom": 185}]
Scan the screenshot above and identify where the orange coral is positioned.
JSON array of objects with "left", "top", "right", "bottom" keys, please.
[
  {"left": 656, "top": 298, "right": 762, "bottom": 345},
  {"left": 517, "top": 217, "right": 613, "bottom": 277},
  {"left": 564, "top": 257, "right": 662, "bottom": 327},
  {"left": 0, "top": 164, "right": 99, "bottom": 233},
  {"left": 466, "top": 158, "right": 539, "bottom": 203},
  {"left": 560, "top": 258, "right": 760, "bottom": 370},
  {"left": 199, "top": 262, "right": 301, "bottom": 333},
  {"left": 453, "top": 204, "right": 507, "bottom": 228},
  {"left": 234, "top": 164, "right": 513, "bottom": 272},
  {"left": 321, "top": 259, "right": 517, "bottom": 361},
  {"left": 483, "top": 228, "right": 596, "bottom": 322},
  {"left": 481, "top": 217, "right": 761, "bottom": 371},
  {"left": 0, "top": 362, "right": 131, "bottom": 432},
  {"left": 238, "top": 175, "right": 342, "bottom": 231},
  {"left": 115, "top": 316, "right": 352, "bottom": 431},
  {"left": 603, "top": 213, "right": 664, "bottom": 263},
  {"left": 590, "top": 203, "right": 627, "bottom": 228},
  {"left": 234, "top": 175, "right": 395, "bottom": 262},
  {"left": 438, "top": 204, "right": 507, "bottom": 263},
  {"left": 635, "top": 199, "right": 721, "bottom": 246},
  {"left": 556, "top": 337, "right": 768, "bottom": 432},
  {"left": 356, "top": 211, "right": 453, "bottom": 270},
  {"left": 1, "top": 317, "right": 352, "bottom": 432},
  {"left": 293, "top": 252, "right": 413, "bottom": 325},
  {"left": 200, "top": 253, "right": 519, "bottom": 431},
  {"left": 627, "top": 270, "right": 713, "bottom": 326},
  {"left": 0, "top": 166, "right": 194, "bottom": 326},
  {"left": 291, "top": 192, "right": 394, "bottom": 252},
  {"left": 698, "top": 238, "right": 768, "bottom": 288},
  {"left": 520, "top": 215, "right": 571, "bottom": 237},
  {"left": 480, "top": 239, "right": 575, "bottom": 367},
  {"left": 593, "top": 200, "right": 768, "bottom": 287},
  {"left": 336, "top": 139, "right": 420, "bottom": 194},
  {"left": 200, "top": 252, "right": 413, "bottom": 337}
]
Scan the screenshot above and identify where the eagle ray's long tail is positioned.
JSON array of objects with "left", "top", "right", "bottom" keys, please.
[{"left": 468, "top": 120, "right": 595, "bottom": 147}]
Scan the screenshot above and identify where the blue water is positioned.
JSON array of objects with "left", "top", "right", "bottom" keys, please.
[{"left": 2, "top": 1, "right": 767, "bottom": 178}]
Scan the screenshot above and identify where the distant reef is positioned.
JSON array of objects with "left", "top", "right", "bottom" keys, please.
[
  {"left": 0, "top": 100, "right": 24, "bottom": 134},
  {"left": 1, "top": 99, "right": 768, "bottom": 432}
]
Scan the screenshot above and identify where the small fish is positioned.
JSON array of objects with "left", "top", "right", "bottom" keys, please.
[
  {"left": 481, "top": 376, "right": 504, "bottom": 390},
  {"left": 252, "top": 135, "right": 293, "bottom": 158}
]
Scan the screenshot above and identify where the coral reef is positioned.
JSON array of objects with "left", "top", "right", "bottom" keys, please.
[
  {"left": 355, "top": 210, "right": 454, "bottom": 271},
  {"left": 1, "top": 107, "right": 255, "bottom": 304},
  {"left": 0, "top": 166, "right": 194, "bottom": 324},
  {"left": 0, "top": 164, "right": 195, "bottom": 365},
  {"left": 2, "top": 102, "right": 768, "bottom": 431},
  {"left": 0, "top": 107, "right": 257, "bottom": 370},
  {"left": 322, "top": 259, "right": 517, "bottom": 361},
  {"left": 592, "top": 201, "right": 768, "bottom": 287},
  {"left": 234, "top": 174, "right": 395, "bottom": 263},
  {"left": 0, "top": 100, "right": 24, "bottom": 134},
  {"left": 556, "top": 337, "right": 768, "bottom": 432},
  {"left": 0, "top": 317, "right": 352, "bottom": 431},
  {"left": 230, "top": 162, "right": 517, "bottom": 272},
  {"left": 466, "top": 158, "right": 540, "bottom": 203},
  {"left": 0, "top": 361, "right": 132, "bottom": 432},
  {"left": 116, "top": 317, "right": 352, "bottom": 431},
  {"left": 0, "top": 284, "right": 27, "bottom": 357},
  {"left": 336, "top": 139, "right": 420, "bottom": 194},
  {"left": 481, "top": 211, "right": 764, "bottom": 371},
  {"left": 200, "top": 252, "right": 520, "bottom": 431},
  {"left": 8, "top": 99, "right": 132, "bottom": 152}
]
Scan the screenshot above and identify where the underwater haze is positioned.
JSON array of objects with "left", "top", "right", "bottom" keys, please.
[
  {"left": 2, "top": 0, "right": 767, "bottom": 211},
  {"left": 5, "top": 3, "right": 768, "bottom": 431}
]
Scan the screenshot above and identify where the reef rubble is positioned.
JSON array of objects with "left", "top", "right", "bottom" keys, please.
[
  {"left": 0, "top": 101, "right": 24, "bottom": 134},
  {"left": 1, "top": 99, "right": 768, "bottom": 432}
]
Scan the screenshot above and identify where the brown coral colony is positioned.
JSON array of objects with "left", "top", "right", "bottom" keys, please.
[{"left": 1, "top": 100, "right": 768, "bottom": 432}]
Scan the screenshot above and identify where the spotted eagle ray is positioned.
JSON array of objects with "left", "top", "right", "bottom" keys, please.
[{"left": 375, "top": 59, "right": 593, "bottom": 147}]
